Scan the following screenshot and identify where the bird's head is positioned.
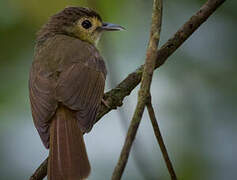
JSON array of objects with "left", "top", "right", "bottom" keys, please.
[{"left": 38, "top": 7, "right": 125, "bottom": 45}]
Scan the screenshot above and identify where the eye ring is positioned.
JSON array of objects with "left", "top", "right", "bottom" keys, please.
[{"left": 81, "top": 20, "right": 92, "bottom": 29}]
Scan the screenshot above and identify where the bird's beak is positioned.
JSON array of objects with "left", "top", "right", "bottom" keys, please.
[{"left": 101, "top": 22, "right": 125, "bottom": 31}]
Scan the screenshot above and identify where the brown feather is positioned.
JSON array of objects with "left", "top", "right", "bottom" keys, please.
[
  {"left": 29, "top": 62, "right": 57, "bottom": 148},
  {"left": 37, "top": 7, "right": 102, "bottom": 44},
  {"left": 48, "top": 105, "right": 90, "bottom": 180},
  {"left": 29, "top": 31, "right": 107, "bottom": 179},
  {"left": 56, "top": 62, "right": 105, "bottom": 132}
]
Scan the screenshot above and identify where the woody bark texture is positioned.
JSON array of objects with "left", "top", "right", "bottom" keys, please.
[
  {"left": 111, "top": 0, "right": 163, "bottom": 179},
  {"left": 146, "top": 96, "right": 177, "bottom": 179}
]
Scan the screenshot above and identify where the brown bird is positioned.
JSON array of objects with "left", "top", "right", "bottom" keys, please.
[{"left": 29, "top": 7, "right": 124, "bottom": 180}]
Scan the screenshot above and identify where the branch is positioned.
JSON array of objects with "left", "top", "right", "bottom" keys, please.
[
  {"left": 111, "top": 0, "right": 163, "bottom": 178},
  {"left": 29, "top": 158, "right": 48, "bottom": 180},
  {"left": 146, "top": 96, "right": 177, "bottom": 179},
  {"left": 97, "top": 0, "right": 225, "bottom": 121},
  {"left": 29, "top": 0, "right": 225, "bottom": 179}
]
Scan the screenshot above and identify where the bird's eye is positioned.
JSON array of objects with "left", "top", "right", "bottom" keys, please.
[{"left": 81, "top": 20, "right": 92, "bottom": 29}]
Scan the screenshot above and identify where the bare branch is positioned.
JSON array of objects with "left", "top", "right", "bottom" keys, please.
[
  {"left": 97, "top": 0, "right": 226, "bottom": 121},
  {"left": 29, "top": 0, "right": 226, "bottom": 179},
  {"left": 111, "top": 0, "right": 163, "bottom": 179},
  {"left": 29, "top": 158, "right": 48, "bottom": 180},
  {"left": 146, "top": 96, "right": 177, "bottom": 180}
]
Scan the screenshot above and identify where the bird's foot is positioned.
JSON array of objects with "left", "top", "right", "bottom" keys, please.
[{"left": 101, "top": 98, "right": 110, "bottom": 108}]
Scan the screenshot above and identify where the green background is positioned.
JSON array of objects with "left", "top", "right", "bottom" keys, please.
[{"left": 0, "top": 0, "right": 236, "bottom": 179}]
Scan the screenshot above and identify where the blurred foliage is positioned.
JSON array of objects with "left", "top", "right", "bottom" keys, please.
[{"left": 0, "top": 0, "right": 236, "bottom": 180}]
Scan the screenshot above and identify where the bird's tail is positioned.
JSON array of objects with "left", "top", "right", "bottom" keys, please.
[{"left": 48, "top": 105, "right": 90, "bottom": 180}]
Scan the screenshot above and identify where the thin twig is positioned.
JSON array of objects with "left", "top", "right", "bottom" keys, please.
[
  {"left": 100, "top": 16, "right": 153, "bottom": 180},
  {"left": 29, "top": 158, "right": 48, "bottom": 180},
  {"left": 97, "top": 0, "right": 226, "bottom": 121},
  {"left": 146, "top": 96, "right": 177, "bottom": 180},
  {"left": 30, "top": 0, "right": 226, "bottom": 179},
  {"left": 111, "top": 0, "right": 163, "bottom": 179}
]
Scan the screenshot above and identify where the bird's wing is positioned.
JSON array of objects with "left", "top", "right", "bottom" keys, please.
[
  {"left": 29, "top": 62, "right": 57, "bottom": 148},
  {"left": 55, "top": 61, "right": 106, "bottom": 132},
  {"left": 29, "top": 35, "right": 106, "bottom": 148}
]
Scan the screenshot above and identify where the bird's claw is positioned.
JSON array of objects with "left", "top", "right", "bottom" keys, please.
[{"left": 101, "top": 98, "right": 110, "bottom": 108}]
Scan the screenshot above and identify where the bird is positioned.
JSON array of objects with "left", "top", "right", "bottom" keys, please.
[{"left": 29, "top": 6, "right": 124, "bottom": 180}]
